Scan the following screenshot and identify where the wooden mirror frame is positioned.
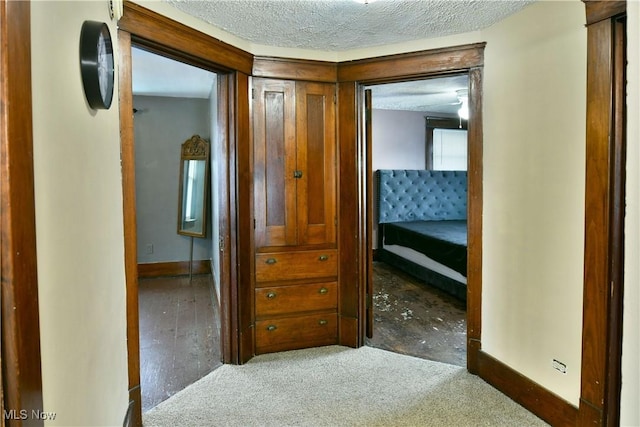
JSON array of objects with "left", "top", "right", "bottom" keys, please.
[{"left": 177, "top": 134, "right": 210, "bottom": 238}]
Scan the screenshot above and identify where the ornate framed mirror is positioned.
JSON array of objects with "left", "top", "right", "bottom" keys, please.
[{"left": 177, "top": 135, "right": 210, "bottom": 237}]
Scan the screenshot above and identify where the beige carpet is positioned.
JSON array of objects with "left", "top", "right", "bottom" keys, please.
[{"left": 143, "top": 345, "right": 548, "bottom": 427}]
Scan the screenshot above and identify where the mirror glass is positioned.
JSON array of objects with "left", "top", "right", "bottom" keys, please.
[{"left": 177, "top": 135, "right": 209, "bottom": 237}]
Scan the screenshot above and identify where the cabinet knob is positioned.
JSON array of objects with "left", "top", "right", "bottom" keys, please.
[
  {"left": 293, "top": 170, "right": 303, "bottom": 179},
  {"left": 266, "top": 292, "right": 277, "bottom": 299},
  {"left": 318, "top": 319, "right": 328, "bottom": 326},
  {"left": 318, "top": 255, "right": 329, "bottom": 261},
  {"left": 319, "top": 287, "right": 328, "bottom": 295},
  {"left": 266, "top": 325, "right": 277, "bottom": 332},
  {"left": 265, "top": 258, "right": 277, "bottom": 265}
]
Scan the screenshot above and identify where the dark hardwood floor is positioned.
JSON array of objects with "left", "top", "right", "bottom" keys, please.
[
  {"left": 139, "top": 273, "right": 222, "bottom": 412},
  {"left": 139, "top": 263, "right": 466, "bottom": 412},
  {"left": 366, "top": 261, "right": 467, "bottom": 367}
]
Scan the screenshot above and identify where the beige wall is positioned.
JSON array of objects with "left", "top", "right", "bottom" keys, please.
[
  {"left": 26, "top": 0, "right": 638, "bottom": 424},
  {"left": 31, "top": 2, "right": 129, "bottom": 426},
  {"left": 480, "top": 1, "right": 586, "bottom": 405}
]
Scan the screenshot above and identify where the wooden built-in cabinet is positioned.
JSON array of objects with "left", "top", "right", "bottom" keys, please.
[{"left": 252, "top": 77, "right": 338, "bottom": 354}]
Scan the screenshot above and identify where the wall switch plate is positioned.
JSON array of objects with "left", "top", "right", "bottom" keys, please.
[
  {"left": 145, "top": 243, "right": 154, "bottom": 254},
  {"left": 552, "top": 359, "right": 567, "bottom": 374}
]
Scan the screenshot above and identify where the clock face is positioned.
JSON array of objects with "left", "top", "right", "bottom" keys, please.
[
  {"left": 80, "top": 21, "right": 114, "bottom": 110},
  {"left": 97, "top": 31, "right": 114, "bottom": 103}
]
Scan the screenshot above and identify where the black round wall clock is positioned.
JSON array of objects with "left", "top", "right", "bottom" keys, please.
[{"left": 80, "top": 21, "right": 114, "bottom": 110}]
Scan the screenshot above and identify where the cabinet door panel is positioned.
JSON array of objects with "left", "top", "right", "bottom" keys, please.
[
  {"left": 254, "top": 78, "right": 297, "bottom": 247},
  {"left": 296, "top": 81, "right": 337, "bottom": 245}
]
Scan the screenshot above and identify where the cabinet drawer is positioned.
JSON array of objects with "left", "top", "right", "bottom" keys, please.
[
  {"left": 255, "top": 313, "right": 337, "bottom": 354},
  {"left": 255, "top": 249, "right": 337, "bottom": 282},
  {"left": 255, "top": 282, "right": 337, "bottom": 318}
]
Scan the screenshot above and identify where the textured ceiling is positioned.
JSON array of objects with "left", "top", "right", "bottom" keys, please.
[
  {"left": 165, "top": 0, "right": 535, "bottom": 51},
  {"left": 135, "top": 0, "right": 534, "bottom": 113},
  {"left": 368, "top": 74, "right": 469, "bottom": 114}
]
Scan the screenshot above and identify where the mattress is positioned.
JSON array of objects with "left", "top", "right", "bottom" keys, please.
[{"left": 382, "top": 220, "right": 467, "bottom": 276}]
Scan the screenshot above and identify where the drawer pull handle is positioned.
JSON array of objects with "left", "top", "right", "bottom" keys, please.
[
  {"left": 266, "top": 292, "right": 277, "bottom": 299},
  {"left": 318, "top": 319, "right": 328, "bottom": 326},
  {"left": 318, "top": 255, "right": 329, "bottom": 261},
  {"left": 266, "top": 325, "right": 277, "bottom": 332},
  {"left": 319, "top": 287, "right": 329, "bottom": 295},
  {"left": 265, "top": 258, "right": 277, "bottom": 265}
]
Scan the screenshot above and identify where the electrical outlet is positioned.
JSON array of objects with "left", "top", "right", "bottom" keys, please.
[
  {"left": 145, "top": 243, "right": 154, "bottom": 254},
  {"left": 552, "top": 359, "right": 567, "bottom": 374}
]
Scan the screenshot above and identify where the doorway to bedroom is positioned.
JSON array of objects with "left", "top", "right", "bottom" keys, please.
[
  {"left": 364, "top": 74, "right": 469, "bottom": 367},
  {"left": 130, "top": 46, "right": 223, "bottom": 412}
]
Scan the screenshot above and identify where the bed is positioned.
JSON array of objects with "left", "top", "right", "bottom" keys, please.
[{"left": 375, "top": 170, "right": 468, "bottom": 301}]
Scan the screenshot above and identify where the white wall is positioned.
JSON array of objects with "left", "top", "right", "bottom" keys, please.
[
  {"left": 371, "top": 109, "right": 426, "bottom": 247},
  {"left": 31, "top": 2, "right": 128, "bottom": 425},
  {"left": 371, "top": 109, "right": 427, "bottom": 170},
  {"left": 134, "top": 95, "right": 212, "bottom": 264},
  {"left": 621, "top": 1, "right": 639, "bottom": 425}
]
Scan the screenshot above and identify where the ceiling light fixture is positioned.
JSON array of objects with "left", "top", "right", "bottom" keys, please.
[{"left": 353, "top": 0, "right": 377, "bottom": 4}]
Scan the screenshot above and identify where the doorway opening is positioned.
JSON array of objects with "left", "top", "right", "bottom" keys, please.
[
  {"left": 130, "top": 46, "right": 223, "bottom": 412},
  {"left": 363, "top": 74, "right": 470, "bottom": 367}
]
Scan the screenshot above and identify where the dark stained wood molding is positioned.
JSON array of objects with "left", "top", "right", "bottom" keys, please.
[
  {"left": 234, "top": 72, "right": 255, "bottom": 364},
  {"left": 216, "top": 73, "right": 236, "bottom": 365},
  {"left": 137, "top": 260, "right": 212, "bottom": 278},
  {"left": 579, "top": 3, "right": 626, "bottom": 425},
  {"left": 119, "top": 1, "right": 253, "bottom": 75},
  {"left": 337, "top": 81, "right": 360, "bottom": 347},
  {"left": 584, "top": 0, "right": 626, "bottom": 25},
  {"left": 0, "top": 1, "right": 45, "bottom": 425},
  {"left": 337, "top": 43, "right": 486, "bottom": 83},
  {"left": 477, "top": 351, "right": 578, "bottom": 426},
  {"left": 605, "top": 16, "right": 626, "bottom": 427},
  {"left": 117, "top": 29, "right": 142, "bottom": 427},
  {"left": 466, "top": 66, "right": 483, "bottom": 375},
  {"left": 253, "top": 57, "right": 337, "bottom": 83}
]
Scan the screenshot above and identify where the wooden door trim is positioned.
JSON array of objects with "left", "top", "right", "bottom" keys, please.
[
  {"left": 336, "top": 44, "right": 484, "bottom": 370},
  {"left": 253, "top": 57, "right": 337, "bottom": 83},
  {"left": 364, "top": 89, "right": 373, "bottom": 339},
  {"left": 118, "top": 2, "right": 252, "bottom": 75},
  {"left": 0, "top": 1, "right": 45, "bottom": 423},
  {"left": 337, "top": 43, "right": 486, "bottom": 83},
  {"left": 118, "top": 1, "right": 250, "bottom": 422},
  {"left": 579, "top": 2, "right": 626, "bottom": 425},
  {"left": 584, "top": 0, "right": 626, "bottom": 25},
  {"left": 234, "top": 72, "right": 254, "bottom": 363},
  {"left": 117, "top": 29, "right": 143, "bottom": 427}
]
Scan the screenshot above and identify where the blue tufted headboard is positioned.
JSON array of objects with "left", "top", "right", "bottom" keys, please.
[{"left": 376, "top": 170, "right": 467, "bottom": 224}]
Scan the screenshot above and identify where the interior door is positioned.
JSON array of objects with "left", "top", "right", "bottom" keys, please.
[{"left": 365, "top": 89, "right": 374, "bottom": 338}]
